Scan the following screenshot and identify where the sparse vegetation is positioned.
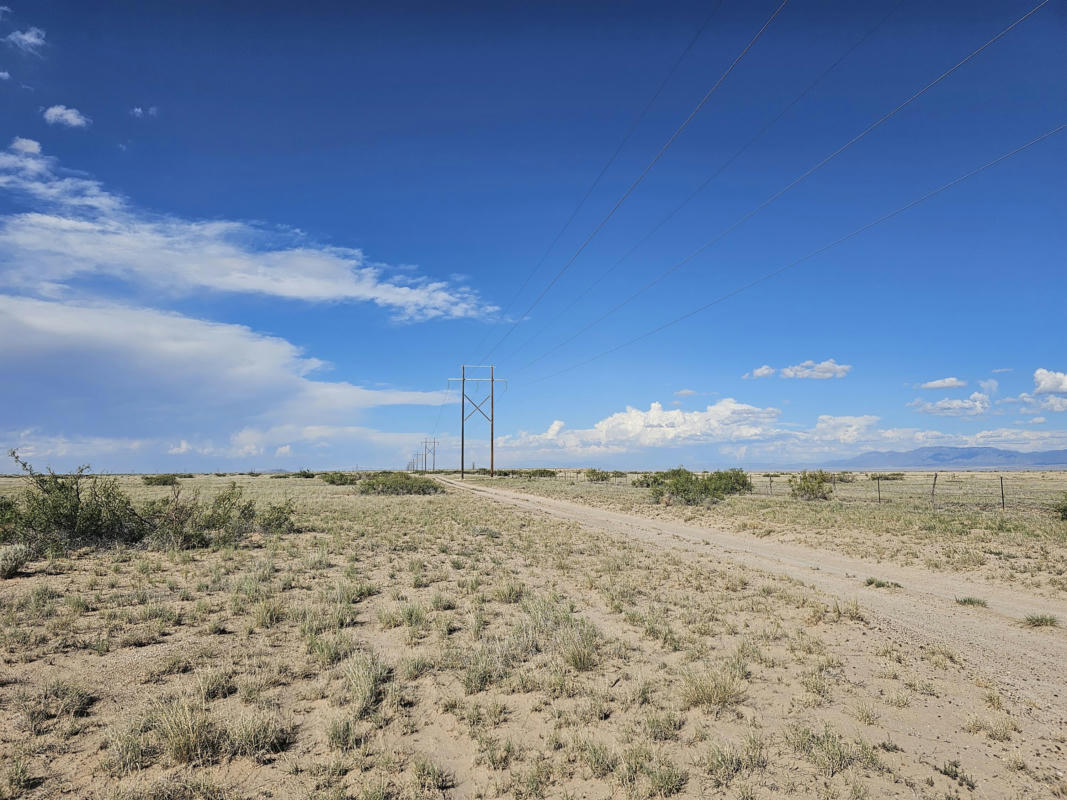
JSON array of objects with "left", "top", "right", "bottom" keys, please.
[
  {"left": 0, "top": 469, "right": 1058, "bottom": 799},
  {"left": 788, "top": 470, "right": 834, "bottom": 501},
  {"left": 639, "top": 467, "right": 753, "bottom": 506},
  {"left": 358, "top": 472, "right": 442, "bottom": 495},
  {"left": 320, "top": 471, "right": 360, "bottom": 486},
  {"left": 1023, "top": 613, "right": 1058, "bottom": 627}
]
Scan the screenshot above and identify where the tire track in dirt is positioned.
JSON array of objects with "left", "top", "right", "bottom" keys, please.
[{"left": 437, "top": 476, "right": 1067, "bottom": 732}]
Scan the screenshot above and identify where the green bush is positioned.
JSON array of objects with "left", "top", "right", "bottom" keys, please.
[
  {"left": 320, "top": 472, "right": 360, "bottom": 486},
  {"left": 646, "top": 467, "right": 752, "bottom": 506},
  {"left": 358, "top": 472, "right": 442, "bottom": 496},
  {"left": 4, "top": 452, "right": 296, "bottom": 553},
  {"left": 9, "top": 451, "right": 149, "bottom": 553},
  {"left": 788, "top": 470, "right": 834, "bottom": 501},
  {"left": 294, "top": 469, "right": 315, "bottom": 479},
  {"left": 835, "top": 472, "right": 856, "bottom": 484},
  {"left": 585, "top": 469, "right": 610, "bottom": 483},
  {"left": 143, "top": 474, "right": 180, "bottom": 486},
  {"left": 869, "top": 473, "right": 905, "bottom": 481},
  {"left": 260, "top": 500, "right": 298, "bottom": 535},
  {"left": 1054, "top": 494, "right": 1067, "bottom": 521},
  {"left": 527, "top": 469, "right": 557, "bottom": 479}
]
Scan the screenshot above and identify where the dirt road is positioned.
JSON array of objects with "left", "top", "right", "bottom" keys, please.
[{"left": 437, "top": 476, "right": 1067, "bottom": 731}]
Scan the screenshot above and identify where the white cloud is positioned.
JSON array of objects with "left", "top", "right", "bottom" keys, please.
[
  {"left": 908, "top": 392, "right": 990, "bottom": 417},
  {"left": 0, "top": 295, "right": 454, "bottom": 461},
  {"left": 1028, "top": 417, "right": 1046, "bottom": 425},
  {"left": 130, "top": 107, "right": 144, "bottom": 118},
  {"left": 4, "top": 27, "right": 45, "bottom": 54},
  {"left": 5, "top": 429, "right": 147, "bottom": 461},
  {"left": 9, "top": 136, "right": 39, "bottom": 155},
  {"left": 920, "top": 377, "right": 966, "bottom": 389},
  {"left": 43, "top": 105, "right": 91, "bottom": 127},
  {"left": 991, "top": 367, "right": 1013, "bottom": 374},
  {"left": 742, "top": 365, "right": 775, "bottom": 379},
  {"left": 497, "top": 397, "right": 1067, "bottom": 465},
  {"left": 1034, "top": 368, "right": 1067, "bottom": 395},
  {"left": 0, "top": 140, "right": 497, "bottom": 321},
  {"left": 501, "top": 399, "right": 785, "bottom": 457},
  {"left": 978, "top": 378, "right": 999, "bottom": 395},
  {"left": 780, "top": 358, "right": 851, "bottom": 380},
  {"left": 129, "top": 106, "right": 156, "bottom": 118},
  {"left": 0, "top": 70, "right": 10, "bottom": 80},
  {"left": 274, "top": 445, "right": 292, "bottom": 457},
  {"left": 674, "top": 388, "right": 697, "bottom": 397}
]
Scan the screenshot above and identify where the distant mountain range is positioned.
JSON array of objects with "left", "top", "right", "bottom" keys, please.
[{"left": 829, "top": 446, "right": 1067, "bottom": 470}]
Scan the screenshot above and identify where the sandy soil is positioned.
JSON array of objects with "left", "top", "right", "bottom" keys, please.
[{"left": 438, "top": 477, "right": 1067, "bottom": 737}]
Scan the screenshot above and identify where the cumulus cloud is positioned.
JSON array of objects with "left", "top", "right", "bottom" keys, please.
[
  {"left": 129, "top": 106, "right": 158, "bottom": 119},
  {"left": 920, "top": 377, "right": 966, "bottom": 389},
  {"left": 908, "top": 392, "right": 990, "bottom": 417},
  {"left": 978, "top": 378, "right": 999, "bottom": 395},
  {"left": 496, "top": 397, "right": 1067, "bottom": 465},
  {"left": 780, "top": 358, "right": 851, "bottom": 380},
  {"left": 0, "top": 295, "right": 454, "bottom": 462},
  {"left": 0, "top": 70, "right": 10, "bottom": 80},
  {"left": 0, "top": 139, "right": 497, "bottom": 321},
  {"left": 43, "top": 105, "right": 91, "bottom": 127},
  {"left": 1034, "top": 368, "right": 1067, "bottom": 395},
  {"left": 674, "top": 388, "right": 697, "bottom": 397},
  {"left": 4, "top": 27, "right": 45, "bottom": 54},
  {"left": 9, "top": 136, "right": 39, "bottom": 155},
  {"left": 742, "top": 365, "right": 775, "bottom": 379},
  {"left": 1028, "top": 417, "right": 1046, "bottom": 425}
]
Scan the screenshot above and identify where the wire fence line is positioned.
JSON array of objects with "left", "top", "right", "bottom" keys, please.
[{"left": 512, "top": 469, "right": 1067, "bottom": 516}]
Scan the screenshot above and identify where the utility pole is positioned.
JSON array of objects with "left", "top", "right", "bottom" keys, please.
[
  {"left": 448, "top": 365, "right": 506, "bottom": 480},
  {"left": 423, "top": 438, "right": 438, "bottom": 473}
]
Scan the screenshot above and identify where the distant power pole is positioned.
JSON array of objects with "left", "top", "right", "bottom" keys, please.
[
  {"left": 448, "top": 365, "right": 506, "bottom": 480},
  {"left": 423, "top": 438, "right": 438, "bottom": 473}
]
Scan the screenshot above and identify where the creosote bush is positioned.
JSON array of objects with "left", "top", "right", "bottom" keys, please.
[
  {"left": 1054, "top": 493, "right": 1067, "bottom": 521},
  {"left": 320, "top": 471, "right": 360, "bottom": 486},
  {"left": 142, "top": 474, "right": 181, "bottom": 486},
  {"left": 788, "top": 470, "right": 834, "bottom": 501},
  {"left": 0, "top": 543, "right": 31, "bottom": 578},
  {"left": 358, "top": 472, "right": 442, "bottom": 496},
  {"left": 2, "top": 451, "right": 296, "bottom": 553},
  {"left": 639, "top": 467, "right": 753, "bottom": 506},
  {"left": 585, "top": 468, "right": 610, "bottom": 483}
]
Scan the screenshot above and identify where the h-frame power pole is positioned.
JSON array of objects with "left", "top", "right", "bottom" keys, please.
[
  {"left": 422, "top": 438, "right": 438, "bottom": 473},
  {"left": 448, "top": 365, "right": 506, "bottom": 479}
]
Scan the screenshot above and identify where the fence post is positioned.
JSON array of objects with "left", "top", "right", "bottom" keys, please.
[
  {"left": 876, "top": 475, "right": 881, "bottom": 504},
  {"left": 931, "top": 472, "right": 938, "bottom": 508},
  {"left": 1000, "top": 475, "right": 1005, "bottom": 510}
]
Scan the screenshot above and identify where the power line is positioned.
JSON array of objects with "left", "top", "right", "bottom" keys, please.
[
  {"left": 516, "top": 0, "right": 1053, "bottom": 373},
  {"left": 478, "top": 0, "right": 792, "bottom": 362},
  {"left": 503, "top": 0, "right": 902, "bottom": 363},
  {"left": 468, "top": 1, "right": 724, "bottom": 361},
  {"left": 524, "top": 123, "right": 1064, "bottom": 385}
]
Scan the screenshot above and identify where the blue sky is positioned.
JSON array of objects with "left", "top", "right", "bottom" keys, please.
[{"left": 1, "top": 0, "right": 1064, "bottom": 471}]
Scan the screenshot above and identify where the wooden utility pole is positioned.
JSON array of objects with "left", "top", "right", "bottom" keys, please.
[{"left": 449, "top": 365, "right": 506, "bottom": 480}]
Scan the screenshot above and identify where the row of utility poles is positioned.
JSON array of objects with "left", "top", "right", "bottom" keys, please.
[{"left": 409, "top": 365, "right": 505, "bottom": 479}]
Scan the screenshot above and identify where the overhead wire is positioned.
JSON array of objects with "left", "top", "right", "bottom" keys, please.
[
  {"left": 523, "top": 123, "right": 1065, "bottom": 385},
  {"left": 478, "top": 0, "right": 793, "bottom": 362},
  {"left": 515, "top": 0, "right": 1053, "bottom": 373},
  {"left": 466, "top": 1, "right": 725, "bottom": 362},
  {"left": 502, "top": 0, "right": 902, "bottom": 362}
]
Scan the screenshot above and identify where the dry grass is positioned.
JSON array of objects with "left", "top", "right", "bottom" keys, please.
[
  {"left": 0, "top": 473, "right": 1060, "bottom": 798},
  {"left": 473, "top": 471, "right": 1067, "bottom": 595}
]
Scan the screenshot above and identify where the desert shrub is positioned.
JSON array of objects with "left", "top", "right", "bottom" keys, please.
[
  {"left": 143, "top": 474, "right": 180, "bottom": 486},
  {"left": 528, "top": 469, "right": 557, "bottom": 479},
  {"left": 647, "top": 467, "right": 752, "bottom": 506},
  {"left": 632, "top": 473, "right": 665, "bottom": 489},
  {"left": 789, "top": 470, "right": 834, "bottom": 501},
  {"left": 142, "top": 483, "right": 254, "bottom": 549},
  {"left": 358, "top": 472, "right": 441, "bottom": 496},
  {"left": 0, "top": 543, "right": 31, "bottom": 578},
  {"left": 320, "top": 471, "right": 360, "bottom": 486},
  {"left": 260, "top": 500, "right": 297, "bottom": 535},
  {"left": 585, "top": 469, "right": 610, "bottom": 483},
  {"left": 295, "top": 469, "right": 315, "bottom": 479},
  {"left": 0, "top": 495, "right": 18, "bottom": 534},
  {"left": 8, "top": 450, "right": 149, "bottom": 554},
  {"left": 869, "top": 473, "right": 905, "bottom": 481},
  {"left": 1053, "top": 493, "right": 1067, "bottom": 521},
  {"left": 835, "top": 472, "right": 856, "bottom": 483}
]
